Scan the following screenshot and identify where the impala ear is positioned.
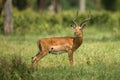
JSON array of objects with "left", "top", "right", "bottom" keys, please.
[{"left": 71, "top": 24, "right": 76, "bottom": 29}]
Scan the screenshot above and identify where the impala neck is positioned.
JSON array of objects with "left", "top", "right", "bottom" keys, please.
[
  {"left": 75, "top": 33, "right": 83, "bottom": 42},
  {"left": 73, "top": 32, "right": 83, "bottom": 50}
]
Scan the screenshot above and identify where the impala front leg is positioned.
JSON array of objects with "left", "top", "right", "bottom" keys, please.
[{"left": 68, "top": 50, "right": 74, "bottom": 66}]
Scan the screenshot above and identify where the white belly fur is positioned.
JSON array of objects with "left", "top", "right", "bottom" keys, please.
[
  {"left": 51, "top": 50, "right": 66, "bottom": 55},
  {"left": 49, "top": 46, "right": 66, "bottom": 55}
]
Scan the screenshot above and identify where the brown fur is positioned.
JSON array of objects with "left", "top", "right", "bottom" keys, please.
[
  {"left": 32, "top": 26, "right": 83, "bottom": 67},
  {"left": 32, "top": 14, "right": 91, "bottom": 68}
]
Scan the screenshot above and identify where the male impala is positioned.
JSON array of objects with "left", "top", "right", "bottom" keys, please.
[{"left": 32, "top": 14, "right": 91, "bottom": 67}]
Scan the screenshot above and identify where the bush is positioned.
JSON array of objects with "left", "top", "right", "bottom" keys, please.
[
  {"left": 0, "top": 56, "right": 34, "bottom": 80},
  {"left": 101, "top": 0, "right": 117, "bottom": 11},
  {"left": 0, "top": 15, "right": 3, "bottom": 33},
  {"left": 0, "top": 9, "right": 119, "bottom": 35},
  {"left": 13, "top": 0, "right": 28, "bottom": 10},
  {"left": 62, "top": 11, "right": 120, "bottom": 31}
]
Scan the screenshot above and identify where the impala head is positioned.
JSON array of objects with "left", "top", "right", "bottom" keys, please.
[{"left": 71, "top": 13, "right": 91, "bottom": 37}]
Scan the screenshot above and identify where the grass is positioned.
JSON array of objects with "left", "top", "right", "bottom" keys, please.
[{"left": 0, "top": 27, "right": 120, "bottom": 80}]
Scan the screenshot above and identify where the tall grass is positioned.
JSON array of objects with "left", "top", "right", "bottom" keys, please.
[
  {"left": 0, "top": 56, "right": 34, "bottom": 80},
  {"left": 0, "top": 41, "right": 120, "bottom": 80},
  {"left": 0, "top": 27, "right": 120, "bottom": 80}
]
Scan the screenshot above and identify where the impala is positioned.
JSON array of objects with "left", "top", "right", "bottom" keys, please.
[{"left": 32, "top": 14, "right": 91, "bottom": 67}]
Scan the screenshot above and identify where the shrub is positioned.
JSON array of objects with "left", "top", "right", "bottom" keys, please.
[
  {"left": 0, "top": 56, "right": 34, "bottom": 80},
  {"left": 13, "top": 0, "right": 28, "bottom": 10},
  {"left": 0, "top": 15, "right": 3, "bottom": 33},
  {"left": 0, "top": 9, "right": 119, "bottom": 35}
]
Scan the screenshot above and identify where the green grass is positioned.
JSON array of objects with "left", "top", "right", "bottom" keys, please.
[{"left": 0, "top": 27, "right": 120, "bottom": 80}]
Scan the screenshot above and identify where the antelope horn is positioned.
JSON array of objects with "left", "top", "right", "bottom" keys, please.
[
  {"left": 80, "top": 13, "right": 91, "bottom": 27},
  {"left": 72, "top": 9, "right": 79, "bottom": 26},
  {"left": 73, "top": 18, "right": 77, "bottom": 26}
]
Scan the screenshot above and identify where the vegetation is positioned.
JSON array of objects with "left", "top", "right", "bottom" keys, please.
[
  {"left": 0, "top": 1, "right": 120, "bottom": 79},
  {"left": 0, "top": 17, "right": 120, "bottom": 79},
  {"left": 0, "top": 31, "right": 120, "bottom": 80},
  {"left": 0, "top": 9, "right": 120, "bottom": 35},
  {"left": 12, "top": 0, "right": 120, "bottom": 11}
]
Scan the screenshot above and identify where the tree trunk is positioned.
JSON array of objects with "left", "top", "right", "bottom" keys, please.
[
  {"left": 48, "top": 0, "right": 61, "bottom": 13},
  {"left": 4, "top": 0, "right": 13, "bottom": 35},
  {"left": 37, "top": 0, "right": 44, "bottom": 10},
  {"left": 94, "top": 0, "right": 101, "bottom": 11},
  {"left": 0, "top": 0, "right": 6, "bottom": 15},
  {"left": 54, "top": 0, "right": 61, "bottom": 13},
  {"left": 79, "top": 0, "right": 86, "bottom": 12}
]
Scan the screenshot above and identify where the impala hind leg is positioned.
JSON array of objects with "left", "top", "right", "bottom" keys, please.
[
  {"left": 31, "top": 53, "right": 39, "bottom": 68},
  {"left": 32, "top": 51, "right": 48, "bottom": 68}
]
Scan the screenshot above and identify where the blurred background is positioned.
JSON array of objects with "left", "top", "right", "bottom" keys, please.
[
  {"left": 0, "top": 0, "right": 120, "bottom": 35},
  {"left": 0, "top": 1, "right": 120, "bottom": 80}
]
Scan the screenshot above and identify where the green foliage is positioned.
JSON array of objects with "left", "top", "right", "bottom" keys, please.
[
  {"left": 116, "top": 0, "right": 120, "bottom": 11},
  {"left": 0, "top": 9, "right": 120, "bottom": 35},
  {"left": 90, "top": 11, "right": 118, "bottom": 26},
  {"left": 13, "top": 9, "right": 63, "bottom": 35},
  {"left": 0, "top": 6, "right": 120, "bottom": 80},
  {"left": 14, "top": 10, "right": 120, "bottom": 34},
  {"left": 101, "top": 0, "right": 117, "bottom": 11},
  {"left": 0, "top": 28, "right": 120, "bottom": 80},
  {"left": 61, "top": 0, "right": 78, "bottom": 9},
  {"left": 27, "top": 0, "right": 37, "bottom": 9},
  {"left": 0, "top": 56, "right": 34, "bottom": 80},
  {"left": 11, "top": 0, "right": 120, "bottom": 11},
  {"left": 101, "top": 0, "right": 120, "bottom": 11},
  {"left": 0, "top": 15, "right": 3, "bottom": 33},
  {"left": 13, "top": 0, "right": 28, "bottom": 10}
]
